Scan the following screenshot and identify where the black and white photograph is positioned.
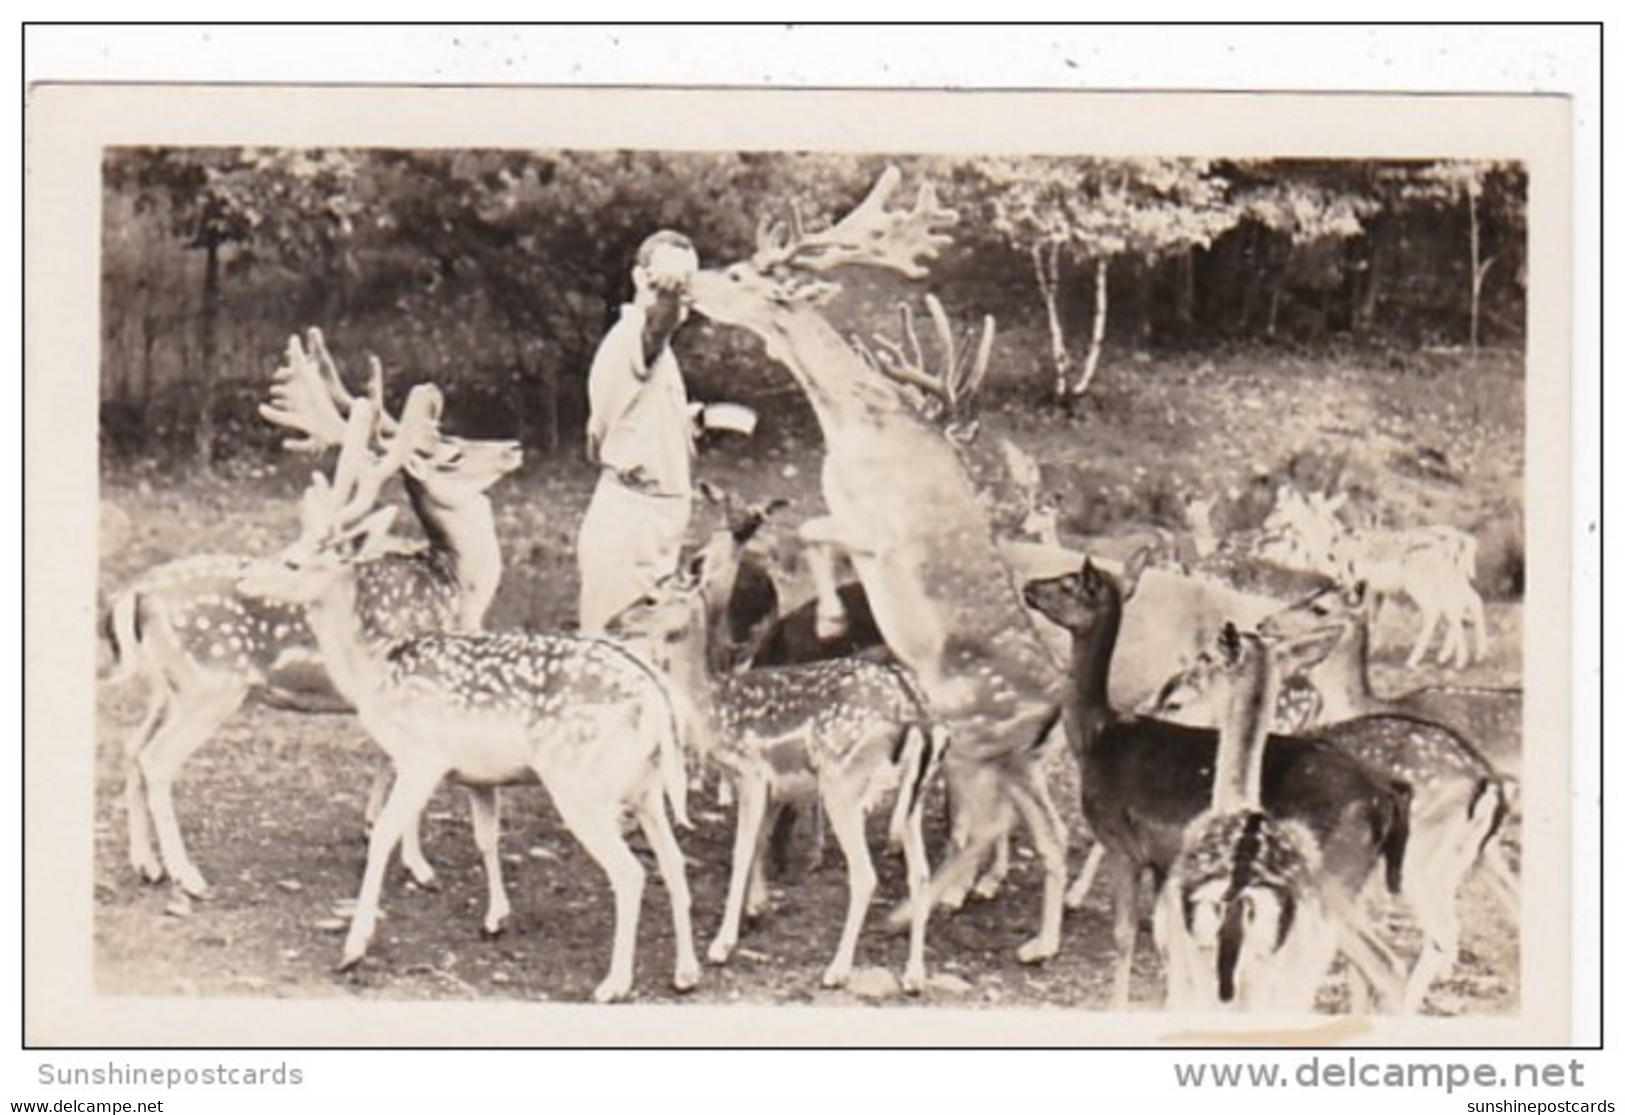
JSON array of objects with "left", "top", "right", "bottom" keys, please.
[{"left": 25, "top": 75, "right": 1579, "bottom": 1048}]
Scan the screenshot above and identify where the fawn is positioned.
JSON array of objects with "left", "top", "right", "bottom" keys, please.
[
  {"left": 1021, "top": 559, "right": 1412, "bottom": 1010},
  {"left": 237, "top": 400, "right": 698, "bottom": 1003},
  {"left": 607, "top": 531, "right": 947, "bottom": 994},
  {"left": 1154, "top": 623, "right": 1348, "bottom": 1012}
]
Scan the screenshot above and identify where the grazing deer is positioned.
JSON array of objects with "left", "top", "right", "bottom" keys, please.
[
  {"left": 236, "top": 400, "right": 699, "bottom": 1003},
  {"left": 104, "top": 331, "right": 522, "bottom": 910},
  {"left": 687, "top": 167, "right": 1073, "bottom": 964},
  {"left": 1261, "top": 486, "right": 1487, "bottom": 669},
  {"left": 1021, "top": 559, "right": 1411, "bottom": 1011},
  {"left": 1154, "top": 623, "right": 1347, "bottom": 1012}
]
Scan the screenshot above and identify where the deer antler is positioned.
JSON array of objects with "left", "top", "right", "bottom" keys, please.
[
  {"left": 852, "top": 294, "right": 996, "bottom": 425},
  {"left": 751, "top": 165, "right": 958, "bottom": 278},
  {"left": 261, "top": 329, "right": 442, "bottom": 459},
  {"left": 295, "top": 386, "right": 441, "bottom": 545}
]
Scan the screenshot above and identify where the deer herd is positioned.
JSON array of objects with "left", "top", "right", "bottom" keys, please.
[{"left": 100, "top": 168, "right": 1520, "bottom": 1015}]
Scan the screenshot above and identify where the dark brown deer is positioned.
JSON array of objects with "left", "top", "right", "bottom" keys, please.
[{"left": 1021, "top": 559, "right": 1411, "bottom": 1010}]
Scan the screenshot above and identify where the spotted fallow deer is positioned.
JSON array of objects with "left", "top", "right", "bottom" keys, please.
[
  {"left": 237, "top": 400, "right": 698, "bottom": 1003},
  {"left": 687, "top": 167, "right": 1073, "bottom": 963},
  {"left": 104, "top": 331, "right": 521, "bottom": 920}
]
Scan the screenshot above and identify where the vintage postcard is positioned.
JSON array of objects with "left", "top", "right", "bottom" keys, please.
[{"left": 25, "top": 83, "right": 1574, "bottom": 1047}]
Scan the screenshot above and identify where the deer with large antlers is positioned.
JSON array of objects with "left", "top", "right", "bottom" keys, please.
[
  {"left": 236, "top": 400, "right": 699, "bottom": 1003},
  {"left": 104, "top": 332, "right": 521, "bottom": 922},
  {"left": 689, "top": 167, "right": 1074, "bottom": 962}
]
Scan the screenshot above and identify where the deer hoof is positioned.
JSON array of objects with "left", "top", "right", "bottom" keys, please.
[
  {"left": 821, "top": 966, "right": 851, "bottom": 989},
  {"left": 706, "top": 938, "right": 735, "bottom": 965},
  {"left": 173, "top": 870, "right": 209, "bottom": 900},
  {"left": 673, "top": 961, "right": 701, "bottom": 993},
  {"left": 592, "top": 975, "right": 632, "bottom": 1004},
  {"left": 1016, "top": 937, "right": 1058, "bottom": 965}
]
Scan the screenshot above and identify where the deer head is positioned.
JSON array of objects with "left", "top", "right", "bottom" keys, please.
[{"left": 689, "top": 166, "right": 958, "bottom": 331}]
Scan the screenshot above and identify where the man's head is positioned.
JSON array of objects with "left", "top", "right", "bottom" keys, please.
[
  {"left": 632, "top": 231, "right": 699, "bottom": 350},
  {"left": 633, "top": 230, "right": 699, "bottom": 300}
]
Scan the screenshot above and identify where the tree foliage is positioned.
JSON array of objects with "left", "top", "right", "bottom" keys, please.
[{"left": 99, "top": 149, "right": 1528, "bottom": 461}]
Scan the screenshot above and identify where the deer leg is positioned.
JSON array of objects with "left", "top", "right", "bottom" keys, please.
[
  {"left": 1401, "top": 867, "right": 1460, "bottom": 1012},
  {"left": 819, "top": 786, "right": 878, "bottom": 989},
  {"left": 1476, "top": 841, "right": 1520, "bottom": 924},
  {"left": 1327, "top": 889, "right": 1407, "bottom": 1013},
  {"left": 898, "top": 781, "right": 932, "bottom": 995},
  {"left": 545, "top": 775, "right": 647, "bottom": 1004},
  {"left": 938, "top": 761, "right": 1008, "bottom": 910},
  {"left": 122, "top": 681, "right": 172, "bottom": 885},
  {"left": 1151, "top": 884, "right": 1201, "bottom": 1010},
  {"left": 887, "top": 827, "right": 996, "bottom": 933},
  {"left": 1066, "top": 842, "right": 1107, "bottom": 910},
  {"left": 746, "top": 800, "right": 775, "bottom": 919},
  {"left": 341, "top": 760, "right": 444, "bottom": 969},
  {"left": 636, "top": 784, "right": 700, "bottom": 993},
  {"left": 136, "top": 678, "right": 249, "bottom": 898},
  {"left": 1406, "top": 593, "right": 1443, "bottom": 670},
  {"left": 1109, "top": 857, "right": 1142, "bottom": 1010},
  {"left": 467, "top": 786, "right": 509, "bottom": 936},
  {"left": 799, "top": 527, "right": 851, "bottom": 640},
  {"left": 709, "top": 774, "right": 771, "bottom": 964},
  {"left": 1467, "top": 586, "right": 1490, "bottom": 664},
  {"left": 971, "top": 832, "right": 1012, "bottom": 901},
  {"left": 393, "top": 778, "right": 439, "bottom": 891},
  {"left": 365, "top": 764, "right": 436, "bottom": 887},
  {"left": 1008, "top": 764, "right": 1069, "bottom": 964}
]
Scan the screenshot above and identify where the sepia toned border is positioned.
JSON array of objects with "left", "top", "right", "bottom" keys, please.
[{"left": 25, "top": 82, "right": 1575, "bottom": 1047}]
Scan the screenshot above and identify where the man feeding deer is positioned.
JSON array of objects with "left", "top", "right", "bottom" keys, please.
[{"left": 576, "top": 229, "right": 706, "bottom": 634}]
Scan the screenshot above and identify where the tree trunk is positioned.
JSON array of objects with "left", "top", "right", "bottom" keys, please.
[
  {"left": 1175, "top": 247, "right": 1196, "bottom": 330},
  {"left": 1031, "top": 241, "right": 1071, "bottom": 401},
  {"left": 1467, "top": 186, "right": 1492, "bottom": 359},
  {"left": 1355, "top": 224, "right": 1386, "bottom": 336},
  {"left": 194, "top": 239, "right": 221, "bottom": 468},
  {"left": 1069, "top": 256, "right": 1110, "bottom": 398}
]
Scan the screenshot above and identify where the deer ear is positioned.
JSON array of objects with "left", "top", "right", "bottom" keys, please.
[
  {"left": 1344, "top": 580, "right": 1369, "bottom": 608},
  {"left": 1121, "top": 545, "right": 1155, "bottom": 600},
  {"left": 1281, "top": 625, "right": 1343, "bottom": 673}
]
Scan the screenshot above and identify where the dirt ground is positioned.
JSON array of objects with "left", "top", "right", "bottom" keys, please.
[{"left": 91, "top": 344, "right": 1527, "bottom": 1018}]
